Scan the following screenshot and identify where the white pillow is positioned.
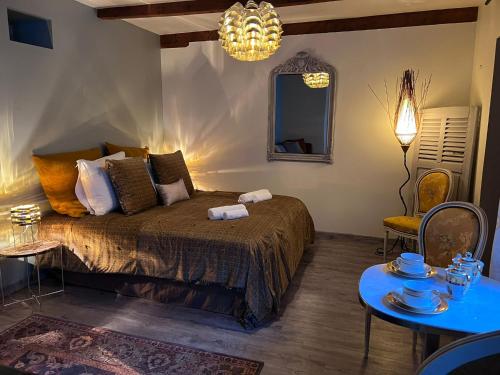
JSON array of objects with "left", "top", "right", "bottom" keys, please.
[
  {"left": 75, "top": 151, "right": 126, "bottom": 215},
  {"left": 156, "top": 179, "right": 190, "bottom": 206}
]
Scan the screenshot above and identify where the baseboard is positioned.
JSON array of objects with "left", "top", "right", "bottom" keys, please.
[{"left": 315, "top": 231, "right": 384, "bottom": 242}]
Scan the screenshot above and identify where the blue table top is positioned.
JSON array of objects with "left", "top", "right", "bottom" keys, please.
[{"left": 359, "top": 264, "right": 500, "bottom": 335}]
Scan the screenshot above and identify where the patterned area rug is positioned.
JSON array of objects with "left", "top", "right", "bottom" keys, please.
[{"left": 0, "top": 314, "right": 263, "bottom": 374}]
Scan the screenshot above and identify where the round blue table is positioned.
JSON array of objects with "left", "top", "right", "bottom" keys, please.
[{"left": 358, "top": 264, "right": 500, "bottom": 360}]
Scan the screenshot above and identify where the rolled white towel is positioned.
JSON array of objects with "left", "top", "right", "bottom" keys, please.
[
  {"left": 252, "top": 189, "right": 272, "bottom": 203},
  {"left": 238, "top": 192, "right": 255, "bottom": 204},
  {"left": 223, "top": 207, "right": 249, "bottom": 220},
  {"left": 238, "top": 189, "right": 272, "bottom": 203},
  {"left": 208, "top": 204, "right": 246, "bottom": 220}
]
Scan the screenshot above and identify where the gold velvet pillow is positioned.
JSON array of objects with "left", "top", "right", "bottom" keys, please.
[
  {"left": 32, "top": 148, "right": 102, "bottom": 217},
  {"left": 105, "top": 142, "right": 149, "bottom": 159},
  {"left": 106, "top": 157, "right": 157, "bottom": 215},
  {"left": 149, "top": 151, "right": 194, "bottom": 196}
]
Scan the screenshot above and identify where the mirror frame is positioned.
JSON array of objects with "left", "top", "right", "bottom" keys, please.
[{"left": 268, "top": 51, "right": 336, "bottom": 163}]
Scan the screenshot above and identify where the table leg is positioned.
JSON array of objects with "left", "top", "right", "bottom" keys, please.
[
  {"left": 364, "top": 307, "right": 372, "bottom": 358},
  {"left": 60, "top": 246, "right": 65, "bottom": 293},
  {"left": 25, "top": 256, "right": 32, "bottom": 296},
  {"left": 35, "top": 254, "right": 41, "bottom": 308},
  {"left": 36, "top": 254, "right": 41, "bottom": 296},
  {"left": 412, "top": 331, "right": 418, "bottom": 352},
  {"left": 422, "top": 333, "right": 440, "bottom": 360}
]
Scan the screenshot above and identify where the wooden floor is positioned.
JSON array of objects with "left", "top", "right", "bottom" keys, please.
[{"left": 0, "top": 233, "right": 426, "bottom": 374}]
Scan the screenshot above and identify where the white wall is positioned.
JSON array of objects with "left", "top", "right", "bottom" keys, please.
[
  {"left": 161, "top": 23, "right": 476, "bottom": 237},
  {"left": 0, "top": 0, "right": 162, "bottom": 288},
  {"left": 470, "top": 3, "right": 500, "bottom": 204}
]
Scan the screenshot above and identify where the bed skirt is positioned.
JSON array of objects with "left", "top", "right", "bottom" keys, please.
[{"left": 57, "top": 271, "right": 249, "bottom": 324}]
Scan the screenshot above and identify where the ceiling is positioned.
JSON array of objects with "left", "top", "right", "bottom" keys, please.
[{"left": 76, "top": 0, "right": 481, "bottom": 35}]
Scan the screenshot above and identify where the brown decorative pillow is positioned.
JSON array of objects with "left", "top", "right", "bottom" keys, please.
[
  {"left": 149, "top": 151, "right": 194, "bottom": 195},
  {"left": 106, "top": 157, "right": 157, "bottom": 215},
  {"left": 105, "top": 142, "right": 149, "bottom": 159},
  {"left": 32, "top": 148, "right": 102, "bottom": 217}
]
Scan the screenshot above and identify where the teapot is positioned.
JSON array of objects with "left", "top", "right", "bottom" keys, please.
[
  {"left": 445, "top": 263, "right": 471, "bottom": 300},
  {"left": 452, "top": 252, "right": 483, "bottom": 284}
]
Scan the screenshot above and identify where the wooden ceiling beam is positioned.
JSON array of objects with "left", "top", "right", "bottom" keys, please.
[
  {"left": 97, "top": 0, "right": 340, "bottom": 20},
  {"left": 161, "top": 7, "right": 478, "bottom": 48}
]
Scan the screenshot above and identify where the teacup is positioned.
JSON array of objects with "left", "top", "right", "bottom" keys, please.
[
  {"left": 401, "top": 281, "right": 437, "bottom": 309},
  {"left": 397, "top": 253, "right": 425, "bottom": 274}
]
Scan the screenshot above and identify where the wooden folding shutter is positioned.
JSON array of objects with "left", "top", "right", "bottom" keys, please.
[{"left": 411, "top": 106, "right": 479, "bottom": 202}]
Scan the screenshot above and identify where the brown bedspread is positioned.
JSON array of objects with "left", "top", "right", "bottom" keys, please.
[{"left": 38, "top": 191, "right": 314, "bottom": 327}]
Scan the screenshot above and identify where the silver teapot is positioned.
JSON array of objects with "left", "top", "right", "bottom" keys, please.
[
  {"left": 452, "top": 252, "right": 483, "bottom": 284},
  {"left": 445, "top": 262, "right": 471, "bottom": 300}
]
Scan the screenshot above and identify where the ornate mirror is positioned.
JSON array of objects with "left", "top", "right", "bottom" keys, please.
[{"left": 268, "top": 51, "right": 336, "bottom": 163}]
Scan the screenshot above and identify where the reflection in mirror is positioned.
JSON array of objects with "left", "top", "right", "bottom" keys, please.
[
  {"left": 302, "top": 72, "right": 330, "bottom": 89},
  {"left": 275, "top": 74, "right": 330, "bottom": 155},
  {"left": 268, "top": 51, "right": 335, "bottom": 163}
]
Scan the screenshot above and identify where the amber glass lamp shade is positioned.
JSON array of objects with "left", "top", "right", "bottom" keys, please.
[
  {"left": 218, "top": 1, "right": 282, "bottom": 62},
  {"left": 302, "top": 72, "right": 330, "bottom": 89}
]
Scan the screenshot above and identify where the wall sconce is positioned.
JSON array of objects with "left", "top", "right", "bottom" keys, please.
[{"left": 10, "top": 204, "right": 41, "bottom": 247}]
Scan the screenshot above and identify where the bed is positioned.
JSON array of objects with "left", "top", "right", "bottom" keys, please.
[{"left": 38, "top": 191, "right": 314, "bottom": 328}]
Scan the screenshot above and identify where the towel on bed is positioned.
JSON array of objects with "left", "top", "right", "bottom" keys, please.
[
  {"left": 208, "top": 204, "right": 246, "bottom": 220},
  {"left": 223, "top": 207, "right": 249, "bottom": 220},
  {"left": 238, "top": 189, "right": 272, "bottom": 203}
]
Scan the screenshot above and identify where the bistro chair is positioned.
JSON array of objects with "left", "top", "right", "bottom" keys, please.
[
  {"left": 418, "top": 201, "right": 488, "bottom": 268},
  {"left": 383, "top": 168, "right": 454, "bottom": 261},
  {"left": 416, "top": 330, "right": 500, "bottom": 375}
]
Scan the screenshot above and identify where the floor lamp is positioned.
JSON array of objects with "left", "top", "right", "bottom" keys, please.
[
  {"left": 392, "top": 70, "right": 421, "bottom": 216},
  {"left": 370, "top": 69, "right": 430, "bottom": 255}
]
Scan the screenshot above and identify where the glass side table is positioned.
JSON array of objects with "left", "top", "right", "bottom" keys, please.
[{"left": 0, "top": 240, "right": 64, "bottom": 307}]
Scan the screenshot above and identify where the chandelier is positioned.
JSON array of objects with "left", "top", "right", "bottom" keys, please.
[
  {"left": 218, "top": 1, "right": 282, "bottom": 62},
  {"left": 302, "top": 72, "right": 330, "bottom": 89}
]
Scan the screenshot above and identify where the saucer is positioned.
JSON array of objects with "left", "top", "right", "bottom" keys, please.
[
  {"left": 395, "top": 287, "right": 440, "bottom": 310},
  {"left": 386, "top": 260, "right": 435, "bottom": 279},
  {"left": 385, "top": 290, "right": 447, "bottom": 315}
]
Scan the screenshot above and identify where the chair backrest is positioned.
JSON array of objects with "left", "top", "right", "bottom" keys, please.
[
  {"left": 418, "top": 201, "right": 488, "bottom": 267},
  {"left": 416, "top": 331, "right": 500, "bottom": 375},
  {"left": 414, "top": 168, "right": 454, "bottom": 217}
]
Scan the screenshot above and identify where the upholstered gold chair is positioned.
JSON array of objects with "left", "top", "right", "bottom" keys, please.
[
  {"left": 383, "top": 168, "right": 454, "bottom": 261},
  {"left": 418, "top": 201, "right": 488, "bottom": 268}
]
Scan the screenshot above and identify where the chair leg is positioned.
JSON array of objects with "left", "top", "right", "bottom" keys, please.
[
  {"left": 383, "top": 230, "right": 389, "bottom": 263},
  {"left": 422, "top": 333, "right": 440, "bottom": 361},
  {"left": 364, "top": 307, "right": 372, "bottom": 358}
]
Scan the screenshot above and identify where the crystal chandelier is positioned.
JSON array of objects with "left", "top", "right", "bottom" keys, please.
[
  {"left": 302, "top": 72, "right": 330, "bottom": 89},
  {"left": 218, "top": 1, "right": 282, "bottom": 62}
]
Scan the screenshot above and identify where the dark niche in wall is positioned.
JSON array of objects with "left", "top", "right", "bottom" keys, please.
[{"left": 7, "top": 9, "right": 53, "bottom": 49}]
